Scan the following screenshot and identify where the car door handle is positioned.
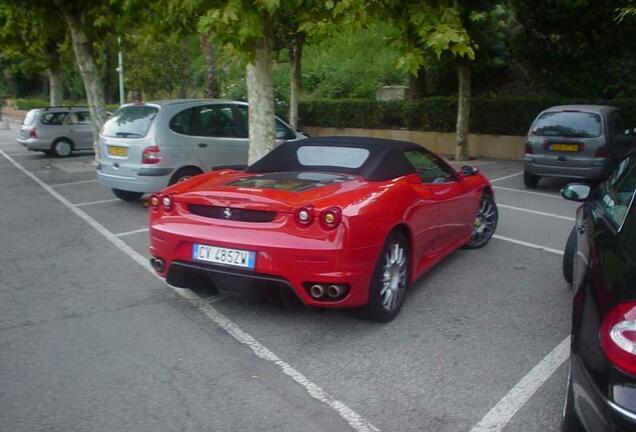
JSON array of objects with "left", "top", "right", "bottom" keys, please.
[{"left": 198, "top": 143, "right": 208, "bottom": 148}]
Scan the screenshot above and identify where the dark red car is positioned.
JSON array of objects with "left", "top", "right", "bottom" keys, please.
[{"left": 148, "top": 137, "right": 498, "bottom": 322}]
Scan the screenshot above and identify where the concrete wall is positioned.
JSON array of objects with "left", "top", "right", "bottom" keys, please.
[{"left": 303, "top": 127, "right": 525, "bottom": 160}]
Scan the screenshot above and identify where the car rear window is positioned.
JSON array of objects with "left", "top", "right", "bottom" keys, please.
[
  {"left": 297, "top": 146, "right": 370, "bottom": 168},
  {"left": 23, "top": 110, "right": 39, "bottom": 126},
  {"left": 41, "top": 112, "right": 68, "bottom": 125},
  {"left": 102, "top": 105, "right": 158, "bottom": 138},
  {"left": 532, "top": 111, "right": 602, "bottom": 138}
]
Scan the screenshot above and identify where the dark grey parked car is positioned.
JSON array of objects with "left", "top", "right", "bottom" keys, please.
[{"left": 523, "top": 105, "right": 636, "bottom": 188}]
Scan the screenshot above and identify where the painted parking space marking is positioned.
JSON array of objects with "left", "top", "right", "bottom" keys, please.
[
  {"left": 470, "top": 337, "right": 570, "bottom": 432},
  {"left": 498, "top": 204, "right": 575, "bottom": 222},
  {"left": 76, "top": 198, "right": 120, "bottom": 207},
  {"left": 0, "top": 148, "right": 380, "bottom": 432},
  {"left": 493, "top": 186, "right": 562, "bottom": 199},
  {"left": 490, "top": 171, "right": 523, "bottom": 183},
  {"left": 50, "top": 179, "right": 98, "bottom": 187},
  {"left": 115, "top": 227, "right": 150, "bottom": 237},
  {"left": 493, "top": 234, "right": 564, "bottom": 256}
]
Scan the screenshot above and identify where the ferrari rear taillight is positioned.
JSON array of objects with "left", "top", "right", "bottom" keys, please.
[
  {"left": 295, "top": 206, "right": 314, "bottom": 226},
  {"left": 600, "top": 302, "right": 636, "bottom": 375},
  {"left": 29, "top": 128, "right": 37, "bottom": 138},
  {"left": 149, "top": 194, "right": 160, "bottom": 210},
  {"left": 595, "top": 146, "right": 609, "bottom": 158},
  {"left": 320, "top": 207, "right": 342, "bottom": 229},
  {"left": 161, "top": 194, "right": 173, "bottom": 211},
  {"left": 142, "top": 145, "right": 161, "bottom": 164}
]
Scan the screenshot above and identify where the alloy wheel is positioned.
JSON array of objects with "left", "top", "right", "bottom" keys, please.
[
  {"left": 380, "top": 242, "right": 407, "bottom": 311},
  {"left": 470, "top": 195, "right": 497, "bottom": 247}
]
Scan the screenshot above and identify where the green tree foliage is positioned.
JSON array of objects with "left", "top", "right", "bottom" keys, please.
[
  {"left": 0, "top": 3, "right": 66, "bottom": 104},
  {"left": 511, "top": 0, "right": 636, "bottom": 98}
]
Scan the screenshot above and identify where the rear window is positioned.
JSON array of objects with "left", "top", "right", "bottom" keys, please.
[
  {"left": 41, "top": 112, "right": 68, "bottom": 125},
  {"left": 297, "top": 146, "right": 369, "bottom": 168},
  {"left": 23, "top": 110, "right": 39, "bottom": 126},
  {"left": 532, "top": 111, "right": 602, "bottom": 138},
  {"left": 102, "top": 105, "right": 158, "bottom": 138}
]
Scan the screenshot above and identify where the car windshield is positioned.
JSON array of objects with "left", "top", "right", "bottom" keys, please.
[
  {"left": 532, "top": 111, "right": 602, "bottom": 138},
  {"left": 297, "top": 146, "right": 370, "bottom": 168},
  {"left": 101, "top": 105, "right": 158, "bottom": 138},
  {"left": 23, "top": 110, "right": 39, "bottom": 126}
]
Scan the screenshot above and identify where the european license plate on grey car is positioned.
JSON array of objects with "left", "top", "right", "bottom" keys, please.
[{"left": 192, "top": 244, "right": 256, "bottom": 269}]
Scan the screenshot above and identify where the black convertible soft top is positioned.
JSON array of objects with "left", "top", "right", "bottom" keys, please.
[{"left": 247, "top": 136, "right": 421, "bottom": 181}]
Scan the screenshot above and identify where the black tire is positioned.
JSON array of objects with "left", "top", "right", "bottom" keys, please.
[
  {"left": 169, "top": 167, "right": 203, "bottom": 185},
  {"left": 524, "top": 172, "right": 540, "bottom": 188},
  {"left": 112, "top": 189, "right": 143, "bottom": 202},
  {"left": 563, "top": 227, "right": 576, "bottom": 285},
  {"left": 561, "top": 367, "right": 584, "bottom": 432},
  {"left": 357, "top": 230, "right": 410, "bottom": 323},
  {"left": 464, "top": 193, "right": 498, "bottom": 249},
  {"left": 51, "top": 139, "right": 73, "bottom": 158}
]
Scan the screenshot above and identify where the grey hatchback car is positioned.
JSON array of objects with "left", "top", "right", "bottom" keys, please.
[
  {"left": 523, "top": 105, "right": 636, "bottom": 188},
  {"left": 97, "top": 99, "right": 307, "bottom": 201},
  {"left": 17, "top": 106, "right": 93, "bottom": 157}
]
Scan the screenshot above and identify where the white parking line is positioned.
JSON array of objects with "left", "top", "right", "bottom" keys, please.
[
  {"left": 497, "top": 204, "right": 575, "bottom": 222},
  {"left": 490, "top": 171, "right": 523, "bottom": 183},
  {"left": 494, "top": 186, "right": 562, "bottom": 199},
  {"left": 470, "top": 337, "right": 570, "bottom": 432},
  {"left": 0, "top": 149, "right": 380, "bottom": 432},
  {"left": 493, "top": 234, "right": 564, "bottom": 256},
  {"left": 115, "top": 227, "right": 149, "bottom": 237},
  {"left": 50, "top": 179, "right": 98, "bottom": 187},
  {"left": 76, "top": 198, "right": 120, "bottom": 207}
]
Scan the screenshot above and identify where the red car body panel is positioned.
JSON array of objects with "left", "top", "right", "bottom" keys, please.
[{"left": 149, "top": 157, "right": 492, "bottom": 308}]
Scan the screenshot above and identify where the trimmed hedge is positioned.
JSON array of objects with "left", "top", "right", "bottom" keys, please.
[{"left": 299, "top": 97, "right": 636, "bottom": 136}]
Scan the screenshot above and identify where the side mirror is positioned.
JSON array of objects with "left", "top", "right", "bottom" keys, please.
[
  {"left": 461, "top": 165, "right": 479, "bottom": 177},
  {"left": 561, "top": 183, "right": 591, "bottom": 202}
]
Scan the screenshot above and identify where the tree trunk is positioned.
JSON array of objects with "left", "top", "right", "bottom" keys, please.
[
  {"left": 199, "top": 34, "right": 220, "bottom": 98},
  {"left": 289, "top": 32, "right": 305, "bottom": 130},
  {"left": 408, "top": 66, "right": 426, "bottom": 99},
  {"left": 47, "top": 68, "right": 63, "bottom": 106},
  {"left": 246, "top": 13, "right": 275, "bottom": 165},
  {"left": 53, "top": 0, "right": 108, "bottom": 159},
  {"left": 455, "top": 61, "right": 471, "bottom": 161}
]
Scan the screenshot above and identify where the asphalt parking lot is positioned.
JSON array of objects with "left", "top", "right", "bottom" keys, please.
[{"left": 0, "top": 123, "right": 579, "bottom": 432}]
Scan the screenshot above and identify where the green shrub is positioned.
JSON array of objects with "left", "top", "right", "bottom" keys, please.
[
  {"left": 299, "top": 97, "right": 636, "bottom": 136},
  {"left": 14, "top": 98, "right": 49, "bottom": 110}
]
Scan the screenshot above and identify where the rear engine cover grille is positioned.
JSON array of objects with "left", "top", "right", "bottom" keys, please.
[{"left": 188, "top": 204, "right": 276, "bottom": 222}]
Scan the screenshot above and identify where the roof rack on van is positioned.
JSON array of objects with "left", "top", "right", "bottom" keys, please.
[{"left": 44, "top": 106, "right": 88, "bottom": 110}]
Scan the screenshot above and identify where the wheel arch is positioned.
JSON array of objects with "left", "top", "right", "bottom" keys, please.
[
  {"left": 483, "top": 185, "right": 494, "bottom": 196},
  {"left": 170, "top": 165, "right": 205, "bottom": 184}
]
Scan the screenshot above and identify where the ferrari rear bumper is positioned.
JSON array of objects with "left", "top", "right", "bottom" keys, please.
[{"left": 149, "top": 223, "right": 378, "bottom": 308}]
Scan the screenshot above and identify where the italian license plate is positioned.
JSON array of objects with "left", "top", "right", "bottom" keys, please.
[
  {"left": 550, "top": 144, "right": 579, "bottom": 152},
  {"left": 192, "top": 244, "right": 256, "bottom": 269},
  {"left": 108, "top": 145, "right": 128, "bottom": 157}
]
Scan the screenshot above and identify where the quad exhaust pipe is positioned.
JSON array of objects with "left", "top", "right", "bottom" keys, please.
[
  {"left": 150, "top": 257, "right": 165, "bottom": 273},
  {"left": 326, "top": 284, "right": 344, "bottom": 299},
  {"left": 308, "top": 283, "right": 349, "bottom": 300},
  {"left": 309, "top": 284, "right": 325, "bottom": 299}
]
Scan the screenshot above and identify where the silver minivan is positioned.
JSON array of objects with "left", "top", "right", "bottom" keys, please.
[
  {"left": 97, "top": 99, "right": 307, "bottom": 201},
  {"left": 523, "top": 105, "right": 636, "bottom": 188},
  {"left": 17, "top": 107, "right": 93, "bottom": 157}
]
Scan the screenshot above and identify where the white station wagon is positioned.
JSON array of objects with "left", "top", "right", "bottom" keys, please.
[{"left": 97, "top": 99, "right": 307, "bottom": 201}]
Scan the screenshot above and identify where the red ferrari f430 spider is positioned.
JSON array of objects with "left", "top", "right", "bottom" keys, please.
[{"left": 149, "top": 137, "right": 497, "bottom": 322}]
